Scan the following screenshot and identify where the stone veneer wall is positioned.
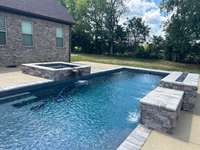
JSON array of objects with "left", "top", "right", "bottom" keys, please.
[
  {"left": 0, "top": 11, "right": 70, "bottom": 66},
  {"left": 160, "top": 81, "right": 198, "bottom": 111},
  {"left": 140, "top": 87, "right": 184, "bottom": 133},
  {"left": 140, "top": 103, "right": 182, "bottom": 133},
  {"left": 21, "top": 64, "right": 91, "bottom": 81}
]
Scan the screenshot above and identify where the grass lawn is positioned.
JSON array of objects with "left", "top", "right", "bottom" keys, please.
[{"left": 72, "top": 54, "right": 200, "bottom": 74}]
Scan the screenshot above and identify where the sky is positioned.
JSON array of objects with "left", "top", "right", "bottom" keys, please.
[{"left": 120, "top": 0, "right": 168, "bottom": 37}]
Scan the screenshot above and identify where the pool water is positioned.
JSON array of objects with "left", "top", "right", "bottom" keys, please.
[{"left": 0, "top": 70, "right": 163, "bottom": 150}]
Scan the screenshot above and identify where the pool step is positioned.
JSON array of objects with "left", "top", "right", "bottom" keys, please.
[
  {"left": 30, "top": 101, "right": 46, "bottom": 111},
  {"left": 0, "top": 92, "right": 31, "bottom": 104},
  {"left": 12, "top": 96, "right": 39, "bottom": 108}
]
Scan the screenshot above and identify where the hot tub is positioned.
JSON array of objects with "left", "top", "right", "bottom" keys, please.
[{"left": 21, "top": 62, "right": 91, "bottom": 81}]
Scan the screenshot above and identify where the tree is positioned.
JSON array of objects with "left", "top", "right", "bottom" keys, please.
[
  {"left": 60, "top": 0, "right": 77, "bottom": 19},
  {"left": 126, "top": 17, "right": 150, "bottom": 49},
  {"left": 87, "top": 0, "right": 107, "bottom": 54},
  {"left": 105, "top": 0, "right": 125, "bottom": 55},
  {"left": 161, "top": 0, "right": 200, "bottom": 63},
  {"left": 60, "top": 0, "right": 156, "bottom": 59},
  {"left": 151, "top": 35, "right": 165, "bottom": 59},
  {"left": 61, "top": 0, "right": 94, "bottom": 53},
  {"left": 115, "top": 25, "right": 128, "bottom": 54}
]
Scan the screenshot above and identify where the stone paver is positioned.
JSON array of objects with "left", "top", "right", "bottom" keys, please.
[
  {"left": 160, "top": 72, "right": 199, "bottom": 87},
  {"left": 140, "top": 87, "right": 184, "bottom": 111},
  {"left": 117, "top": 125, "right": 151, "bottom": 150}
]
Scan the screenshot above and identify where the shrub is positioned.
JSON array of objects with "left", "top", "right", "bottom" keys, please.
[{"left": 184, "top": 53, "right": 200, "bottom": 64}]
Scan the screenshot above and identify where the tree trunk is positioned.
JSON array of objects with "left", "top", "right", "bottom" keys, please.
[{"left": 110, "top": 40, "right": 114, "bottom": 55}]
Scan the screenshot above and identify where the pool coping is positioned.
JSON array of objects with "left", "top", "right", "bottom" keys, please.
[
  {"left": 117, "top": 124, "right": 151, "bottom": 150},
  {"left": 0, "top": 65, "right": 171, "bottom": 149},
  {"left": 161, "top": 71, "right": 199, "bottom": 88},
  {"left": 22, "top": 61, "right": 91, "bottom": 71}
]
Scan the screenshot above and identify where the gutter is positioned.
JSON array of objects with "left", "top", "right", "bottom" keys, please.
[{"left": 0, "top": 5, "right": 75, "bottom": 25}]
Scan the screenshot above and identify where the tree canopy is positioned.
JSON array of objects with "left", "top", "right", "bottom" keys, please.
[
  {"left": 161, "top": 0, "right": 200, "bottom": 63},
  {"left": 60, "top": 0, "right": 200, "bottom": 64}
]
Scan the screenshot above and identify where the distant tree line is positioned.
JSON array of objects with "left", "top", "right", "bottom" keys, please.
[
  {"left": 161, "top": 0, "right": 200, "bottom": 64},
  {"left": 60, "top": 0, "right": 200, "bottom": 64}
]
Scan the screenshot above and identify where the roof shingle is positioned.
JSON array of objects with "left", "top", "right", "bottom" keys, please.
[{"left": 0, "top": 0, "right": 74, "bottom": 25}]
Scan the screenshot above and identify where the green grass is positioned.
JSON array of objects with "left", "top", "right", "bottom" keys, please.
[{"left": 72, "top": 54, "right": 200, "bottom": 74}]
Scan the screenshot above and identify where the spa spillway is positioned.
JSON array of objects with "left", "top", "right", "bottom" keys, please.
[{"left": 21, "top": 62, "right": 91, "bottom": 81}]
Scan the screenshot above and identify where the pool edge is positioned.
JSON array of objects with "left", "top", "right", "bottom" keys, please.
[{"left": 117, "top": 124, "right": 151, "bottom": 150}]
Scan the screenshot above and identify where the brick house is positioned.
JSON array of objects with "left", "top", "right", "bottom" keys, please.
[{"left": 0, "top": 0, "right": 74, "bottom": 67}]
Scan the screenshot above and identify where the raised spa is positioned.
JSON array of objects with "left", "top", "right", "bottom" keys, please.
[{"left": 21, "top": 62, "right": 91, "bottom": 81}]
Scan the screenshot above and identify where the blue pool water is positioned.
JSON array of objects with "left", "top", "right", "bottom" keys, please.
[{"left": 0, "top": 70, "right": 163, "bottom": 150}]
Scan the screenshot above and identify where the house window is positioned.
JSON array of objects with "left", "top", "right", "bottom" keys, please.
[
  {"left": 22, "top": 21, "right": 33, "bottom": 46},
  {"left": 56, "top": 27, "right": 64, "bottom": 48},
  {"left": 0, "top": 16, "right": 6, "bottom": 45}
]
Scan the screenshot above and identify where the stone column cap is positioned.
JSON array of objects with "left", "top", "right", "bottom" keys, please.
[
  {"left": 161, "top": 72, "right": 199, "bottom": 88},
  {"left": 140, "top": 87, "right": 184, "bottom": 111}
]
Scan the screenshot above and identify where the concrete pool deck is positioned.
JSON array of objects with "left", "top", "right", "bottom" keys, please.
[
  {"left": 0, "top": 68, "right": 50, "bottom": 91},
  {"left": 0, "top": 62, "right": 120, "bottom": 91},
  {"left": 0, "top": 61, "right": 200, "bottom": 150}
]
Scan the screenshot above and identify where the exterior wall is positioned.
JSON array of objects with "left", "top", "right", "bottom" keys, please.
[{"left": 0, "top": 11, "right": 70, "bottom": 66}]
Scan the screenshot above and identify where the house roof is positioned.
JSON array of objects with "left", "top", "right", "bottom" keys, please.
[{"left": 0, "top": 0, "right": 75, "bottom": 25}]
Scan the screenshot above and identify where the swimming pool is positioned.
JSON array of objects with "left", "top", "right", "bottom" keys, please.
[{"left": 0, "top": 70, "right": 164, "bottom": 150}]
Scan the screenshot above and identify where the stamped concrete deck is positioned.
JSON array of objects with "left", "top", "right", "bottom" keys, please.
[{"left": 0, "top": 61, "right": 200, "bottom": 150}]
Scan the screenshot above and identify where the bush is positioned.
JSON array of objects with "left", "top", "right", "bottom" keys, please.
[
  {"left": 135, "top": 46, "right": 150, "bottom": 58},
  {"left": 73, "top": 46, "right": 82, "bottom": 53},
  {"left": 184, "top": 53, "right": 200, "bottom": 64},
  {"left": 135, "top": 44, "right": 162, "bottom": 59}
]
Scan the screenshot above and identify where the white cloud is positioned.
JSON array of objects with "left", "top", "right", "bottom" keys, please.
[
  {"left": 143, "top": 10, "right": 161, "bottom": 25},
  {"left": 120, "top": 0, "right": 168, "bottom": 37}
]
